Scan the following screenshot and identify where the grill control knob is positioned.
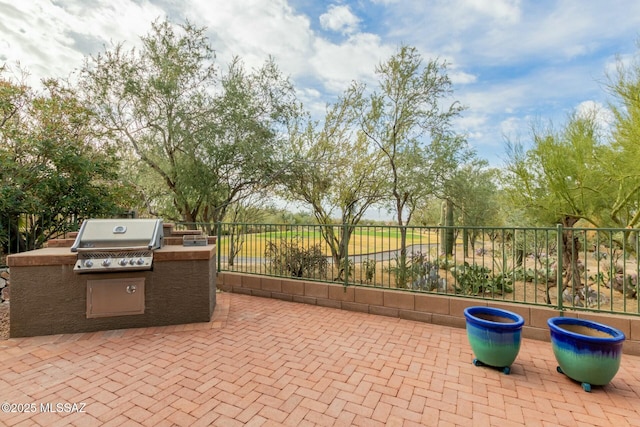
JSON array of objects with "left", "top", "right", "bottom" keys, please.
[
  {"left": 136, "top": 258, "right": 145, "bottom": 265},
  {"left": 129, "top": 259, "right": 136, "bottom": 265},
  {"left": 102, "top": 259, "right": 112, "bottom": 267},
  {"left": 119, "top": 258, "right": 128, "bottom": 266},
  {"left": 84, "top": 260, "right": 93, "bottom": 268}
]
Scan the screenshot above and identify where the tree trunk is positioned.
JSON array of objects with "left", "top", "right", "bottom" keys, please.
[
  {"left": 463, "top": 229, "right": 469, "bottom": 258},
  {"left": 561, "top": 216, "right": 581, "bottom": 293},
  {"left": 445, "top": 199, "right": 454, "bottom": 256},
  {"left": 398, "top": 226, "right": 408, "bottom": 288},
  {"left": 228, "top": 232, "right": 235, "bottom": 267},
  {"left": 545, "top": 216, "right": 581, "bottom": 305}
]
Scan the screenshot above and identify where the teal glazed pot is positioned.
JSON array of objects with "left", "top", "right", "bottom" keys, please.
[
  {"left": 464, "top": 306, "right": 525, "bottom": 374},
  {"left": 548, "top": 317, "right": 625, "bottom": 392}
]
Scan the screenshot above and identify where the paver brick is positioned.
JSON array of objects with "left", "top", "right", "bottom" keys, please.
[{"left": 0, "top": 292, "right": 639, "bottom": 427}]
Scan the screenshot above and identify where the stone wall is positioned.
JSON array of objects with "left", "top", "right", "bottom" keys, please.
[
  {"left": 0, "top": 268, "right": 9, "bottom": 302},
  {"left": 217, "top": 271, "right": 640, "bottom": 356}
]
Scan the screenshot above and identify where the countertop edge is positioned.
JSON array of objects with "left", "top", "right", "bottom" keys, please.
[{"left": 7, "top": 245, "right": 216, "bottom": 267}]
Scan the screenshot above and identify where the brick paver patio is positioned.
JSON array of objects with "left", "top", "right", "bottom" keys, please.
[{"left": 1, "top": 292, "right": 639, "bottom": 426}]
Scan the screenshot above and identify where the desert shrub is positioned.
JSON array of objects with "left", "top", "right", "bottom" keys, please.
[
  {"left": 513, "top": 266, "right": 548, "bottom": 283},
  {"left": 362, "top": 258, "right": 376, "bottom": 284},
  {"left": 387, "top": 251, "right": 437, "bottom": 288},
  {"left": 435, "top": 255, "right": 455, "bottom": 270},
  {"left": 264, "top": 237, "right": 327, "bottom": 279},
  {"left": 342, "top": 258, "right": 354, "bottom": 280},
  {"left": 451, "top": 262, "right": 513, "bottom": 296}
]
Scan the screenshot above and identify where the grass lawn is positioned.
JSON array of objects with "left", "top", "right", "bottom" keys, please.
[{"left": 217, "top": 227, "right": 444, "bottom": 257}]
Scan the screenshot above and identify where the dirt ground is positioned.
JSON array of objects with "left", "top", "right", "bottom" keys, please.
[{"left": 0, "top": 303, "right": 8, "bottom": 340}]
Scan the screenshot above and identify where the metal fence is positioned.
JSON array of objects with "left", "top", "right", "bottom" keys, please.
[
  {"left": 5, "top": 217, "right": 639, "bottom": 317},
  {"left": 0, "top": 213, "right": 82, "bottom": 267},
  {"left": 207, "top": 222, "right": 640, "bottom": 317},
  {"left": 0, "top": 211, "right": 137, "bottom": 267}
]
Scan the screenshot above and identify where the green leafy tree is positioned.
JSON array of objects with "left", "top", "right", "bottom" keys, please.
[
  {"left": 224, "top": 196, "right": 268, "bottom": 267},
  {"left": 445, "top": 161, "right": 501, "bottom": 255},
  {"left": 503, "top": 112, "right": 611, "bottom": 295},
  {"left": 605, "top": 44, "right": 640, "bottom": 229},
  {"left": 411, "top": 197, "right": 445, "bottom": 226},
  {"left": 351, "top": 45, "right": 467, "bottom": 286},
  {"left": 280, "top": 93, "right": 386, "bottom": 280},
  {"left": 198, "top": 56, "right": 298, "bottom": 224},
  {"left": 0, "top": 70, "right": 124, "bottom": 252},
  {"left": 80, "top": 19, "right": 296, "bottom": 224}
]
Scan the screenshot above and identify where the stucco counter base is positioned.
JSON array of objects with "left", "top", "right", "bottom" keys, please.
[{"left": 7, "top": 245, "right": 216, "bottom": 338}]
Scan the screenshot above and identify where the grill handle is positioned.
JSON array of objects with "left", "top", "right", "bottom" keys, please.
[
  {"left": 74, "top": 246, "right": 153, "bottom": 253},
  {"left": 70, "top": 220, "right": 90, "bottom": 252}
]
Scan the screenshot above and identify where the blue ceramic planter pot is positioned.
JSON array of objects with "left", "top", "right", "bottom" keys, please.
[
  {"left": 464, "top": 306, "right": 525, "bottom": 374},
  {"left": 548, "top": 317, "right": 625, "bottom": 392}
]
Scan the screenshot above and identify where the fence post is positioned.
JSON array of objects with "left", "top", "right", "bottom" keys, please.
[
  {"left": 216, "top": 222, "right": 221, "bottom": 275},
  {"left": 343, "top": 223, "right": 349, "bottom": 289},
  {"left": 556, "top": 223, "right": 563, "bottom": 312}
]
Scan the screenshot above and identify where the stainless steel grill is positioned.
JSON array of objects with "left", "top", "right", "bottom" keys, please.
[{"left": 71, "top": 219, "right": 163, "bottom": 273}]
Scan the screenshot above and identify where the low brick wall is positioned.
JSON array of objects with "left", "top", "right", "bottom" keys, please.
[{"left": 217, "top": 272, "right": 640, "bottom": 356}]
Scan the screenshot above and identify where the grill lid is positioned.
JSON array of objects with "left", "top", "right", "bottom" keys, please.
[{"left": 71, "top": 219, "right": 163, "bottom": 252}]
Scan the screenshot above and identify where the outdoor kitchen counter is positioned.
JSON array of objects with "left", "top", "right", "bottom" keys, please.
[
  {"left": 7, "top": 247, "right": 76, "bottom": 267},
  {"left": 8, "top": 245, "right": 217, "bottom": 338},
  {"left": 7, "top": 244, "right": 216, "bottom": 267},
  {"left": 155, "top": 244, "right": 216, "bottom": 261}
]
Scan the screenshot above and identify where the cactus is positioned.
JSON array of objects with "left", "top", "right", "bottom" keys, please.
[{"left": 439, "top": 200, "right": 454, "bottom": 256}]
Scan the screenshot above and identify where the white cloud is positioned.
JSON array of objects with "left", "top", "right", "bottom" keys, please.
[
  {"left": 319, "top": 5, "right": 360, "bottom": 35},
  {"left": 575, "top": 100, "right": 614, "bottom": 130},
  {"left": 499, "top": 116, "right": 526, "bottom": 138},
  {"left": 450, "top": 70, "right": 477, "bottom": 85},
  {"left": 457, "top": 113, "right": 488, "bottom": 129},
  {"left": 55, "top": 0, "right": 163, "bottom": 43},
  {"left": 309, "top": 33, "right": 394, "bottom": 93},
  {"left": 185, "top": 0, "right": 314, "bottom": 75},
  {"left": 380, "top": 0, "right": 640, "bottom": 68},
  {"left": 295, "top": 87, "right": 326, "bottom": 118},
  {"left": 0, "top": 0, "right": 163, "bottom": 86},
  {"left": 463, "top": 0, "right": 521, "bottom": 24}
]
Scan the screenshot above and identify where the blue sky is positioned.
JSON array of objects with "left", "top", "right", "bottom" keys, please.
[{"left": 1, "top": 0, "right": 639, "bottom": 167}]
